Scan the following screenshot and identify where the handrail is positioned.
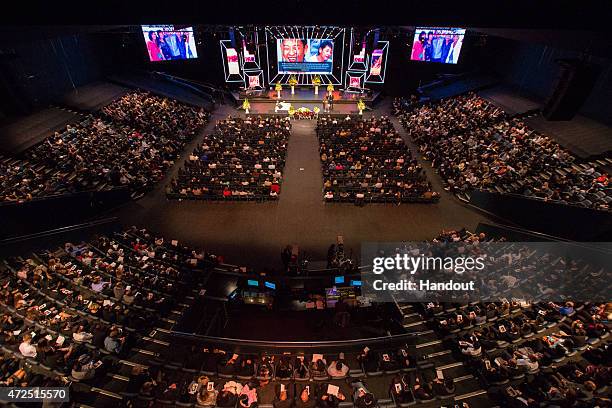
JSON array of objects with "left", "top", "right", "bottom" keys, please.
[
  {"left": 476, "top": 221, "right": 572, "bottom": 243},
  {"left": 152, "top": 71, "right": 216, "bottom": 102},
  {"left": 0, "top": 186, "right": 129, "bottom": 208},
  {"left": 207, "top": 264, "right": 372, "bottom": 281},
  {"left": 474, "top": 189, "right": 612, "bottom": 214},
  {"left": 476, "top": 222, "right": 612, "bottom": 256},
  {"left": 169, "top": 331, "right": 418, "bottom": 350},
  {"left": 0, "top": 217, "right": 119, "bottom": 246}
]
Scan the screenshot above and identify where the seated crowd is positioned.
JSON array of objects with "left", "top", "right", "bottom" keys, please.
[
  {"left": 0, "top": 225, "right": 609, "bottom": 408},
  {"left": 412, "top": 228, "right": 611, "bottom": 407},
  {"left": 394, "top": 93, "right": 611, "bottom": 210},
  {"left": 168, "top": 116, "right": 290, "bottom": 200},
  {"left": 101, "top": 91, "right": 208, "bottom": 140},
  {"left": 0, "top": 92, "right": 208, "bottom": 203},
  {"left": 317, "top": 115, "right": 438, "bottom": 204}
]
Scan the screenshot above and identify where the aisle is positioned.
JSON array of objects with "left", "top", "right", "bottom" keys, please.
[{"left": 275, "top": 119, "right": 326, "bottom": 237}]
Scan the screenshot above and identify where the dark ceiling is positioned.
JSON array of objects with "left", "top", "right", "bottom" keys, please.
[{"left": 2, "top": 0, "right": 612, "bottom": 30}]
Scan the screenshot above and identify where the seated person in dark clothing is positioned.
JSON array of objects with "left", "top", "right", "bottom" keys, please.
[
  {"left": 294, "top": 386, "right": 317, "bottom": 408},
  {"left": 92, "top": 324, "right": 108, "bottom": 349},
  {"left": 126, "top": 365, "right": 152, "bottom": 394},
  {"left": 432, "top": 377, "right": 455, "bottom": 396},
  {"left": 318, "top": 382, "right": 346, "bottom": 408},
  {"left": 379, "top": 351, "right": 399, "bottom": 371},
  {"left": 218, "top": 352, "right": 240, "bottom": 375},
  {"left": 202, "top": 348, "right": 225, "bottom": 373},
  {"left": 276, "top": 356, "right": 294, "bottom": 379},
  {"left": 583, "top": 344, "right": 610, "bottom": 365},
  {"left": 237, "top": 356, "right": 256, "bottom": 377},
  {"left": 353, "top": 385, "right": 376, "bottom": 408},
  {"left": 310, "top": 358, "right": 327, "bottom": 378},
  {"left": 412, "top": 375, "right": 433, "bottom": 400},
  {"left": 396, "top": 346, "right": 413, "bottom": 369},
  {"left": 273, "top": 383, "right": 294, "bottom": 408},
  {"left": 389, "top": 375, "right": 414, "bottom": 404},
  {"left": 357, "top": 348, "right": 379, "bottom": 372},
  {"left": 294, "top": 358, "right": 310, "bottom": 379},
  {"left": 217, "top": 389, "right": 239, "bottom": 408}
]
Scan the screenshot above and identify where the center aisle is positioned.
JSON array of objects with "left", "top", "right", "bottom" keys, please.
[{"left": 276, "top": 119, "right": 326, "bottom": 236}]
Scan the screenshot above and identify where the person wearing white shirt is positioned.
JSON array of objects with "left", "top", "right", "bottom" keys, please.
[
  {"left": 327, "top": 361, "right": 349, "bottom": 378},
  {"left": 19, "top": 334, "right": 37, "bottom": 357}
]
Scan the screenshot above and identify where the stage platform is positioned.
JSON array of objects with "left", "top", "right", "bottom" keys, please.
[
  {"left": 62, "top": 81, "right": 129, "bottom": 112},
  {"left": 249, "top": 101, "right": 358, "bottom": 115},
  {"left": 0, "top": 107, "right": 83, "bottom": 155},
  {"left": 232, "top": 88, "right": 381, "bottom": 104}
]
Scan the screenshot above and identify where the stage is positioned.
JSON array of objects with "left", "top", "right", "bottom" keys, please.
[
  {"left": 232, "top": 87, "right": 380, "bottom": 102},
  {"left": 232, "top": 87, "right": 380, "bottom": 115},
  {"left": 249, "top": 101, "right": 359, "bottom": 115}
]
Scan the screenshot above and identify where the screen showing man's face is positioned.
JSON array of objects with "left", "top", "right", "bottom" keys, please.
[{"left": 281, "top": 39, "right": 305, "bottom": 62}]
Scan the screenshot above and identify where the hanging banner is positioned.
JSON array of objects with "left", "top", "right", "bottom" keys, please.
[
  {"left": 369, "top": 49, "right": 384, "bottom": 75},
  {"left": 227, "top": 48, "right": 240, "bottom": 75}
]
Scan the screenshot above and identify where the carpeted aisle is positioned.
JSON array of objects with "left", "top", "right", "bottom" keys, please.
[{"left": 275, "top": 119, "right": 327, "bottom": 242}]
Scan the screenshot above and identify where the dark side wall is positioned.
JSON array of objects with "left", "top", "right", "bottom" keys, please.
[
  {"left": 0, "top": 33, "right": 105, "bottom": 116},
  {"left": 489, "top": 37, "right": 612, "bottom": 125}
]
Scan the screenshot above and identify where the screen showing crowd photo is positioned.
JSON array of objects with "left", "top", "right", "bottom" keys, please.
[
  {"left": 277, "top": 38, "right": 334, "bottom": 73},
  {"left": 142, "top": 25, "right": 198, "bottom": 62},
  {"left": 410, "top": 27, "right": 465, "bottom": 64}
]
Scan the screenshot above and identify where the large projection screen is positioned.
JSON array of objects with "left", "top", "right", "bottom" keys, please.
[
  {"left": 266, "top": 26, "right": 345, "bottom": 85},
  {"left": 410, "top": 27, "right": 466, "bottom": 64},
  {"left": 142, "top": 25, "right": 198, "bottom": 62},
  {"left": 276, "top": 38, "right": 334, "bottom": 74}
]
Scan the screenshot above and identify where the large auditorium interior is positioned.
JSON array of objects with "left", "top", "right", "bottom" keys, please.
[{"left": 0, "top": 1, "right": 611, "bottom": 407}]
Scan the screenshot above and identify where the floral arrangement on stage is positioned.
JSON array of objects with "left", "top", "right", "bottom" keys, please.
[
  {"left": 313, "top": 106, "right": 320, "bottom": 116},
  {"left": 327, "top": 83, "right": 335, "bottom": 93},
  {"left": 291, "top": 107, "right": 316, "bottom": 120},
  {"left": 357, "top": 99, "right": 366, "bottom": 115},
  {"left": 242, "top": 98, "right": 251, "bottom": 114},
  {"left": 288, "top": 75, "right": 298, "bottom": 95},
  {"left": 312, "top": 75, "right": 322, "bottom": 95},
  {"left": 275, "top": 82, "right": 282, "bottom": 98}
]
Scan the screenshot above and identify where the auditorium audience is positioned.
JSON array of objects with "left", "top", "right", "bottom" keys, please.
[
  {"left": 0, "top": 92, "right": 208, "bottom": 203},
  {"left": 0, "top": 224, "right": 609, "bottom": 408},
  {"left": 395, "top": 93, "right": 611, "bottom": 210},
  {"left": 317, "top": 115, "right": 438, "bottom": 204},
  {"left": 169, "top": 115, "right": 290, "bottom": 200}
]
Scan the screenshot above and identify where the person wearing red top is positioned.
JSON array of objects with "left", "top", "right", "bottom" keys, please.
[
  {"left": 223, "top": 187, "right": 232, "bottom": 198},
  {"left": 146, "top": 31, "right": 165, "bottom": 62},
  {"left": 270, "top": 183, "right": 280, "bottom": 194},
  {"left": 411, "top": 31, "right": 426, "bottom": 61}
]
